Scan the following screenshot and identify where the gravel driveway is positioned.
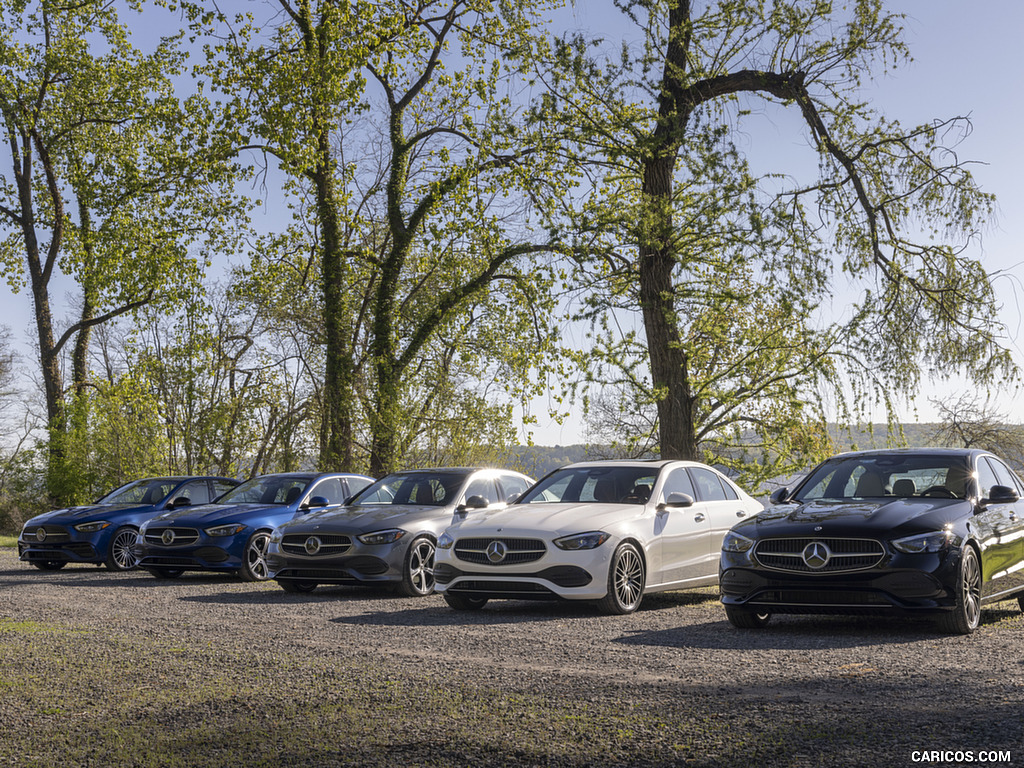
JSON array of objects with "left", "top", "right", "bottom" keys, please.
[{"left": 1, "top": 547, "right": 1022, "bottom": 767}]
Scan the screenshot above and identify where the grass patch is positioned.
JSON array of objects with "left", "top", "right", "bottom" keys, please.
[{"left": 0, "top": 534, "right": 17, "bottom": 548}]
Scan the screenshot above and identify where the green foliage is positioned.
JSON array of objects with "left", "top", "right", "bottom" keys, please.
[{"left": 538, "top": 0, "right": 1010, "bottom": 477}]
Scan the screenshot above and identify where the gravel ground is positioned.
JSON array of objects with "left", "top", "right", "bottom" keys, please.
[{"left": 1, "top": 547, "right": 1023, "bottom": 768}]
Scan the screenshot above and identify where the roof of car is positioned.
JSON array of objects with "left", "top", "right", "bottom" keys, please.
[{"left": 827, "top": 447, "right": 983, "bottom": 459}]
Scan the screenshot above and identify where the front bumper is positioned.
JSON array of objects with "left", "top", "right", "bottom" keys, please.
[
  {"left": 134, "top": 532, "right": 243, "bottom": 573},
  {"left": 265, "top": 537, "right": 403, "bottom": 585},
  {"left": 19, "top": 526, "right": 107, "bottom": 565},
  {"left": 719, "top": 548, "right": 961, "bottom": 614},
  {"left": 434, "top": 541, "right": 609, "bottom": 602}
]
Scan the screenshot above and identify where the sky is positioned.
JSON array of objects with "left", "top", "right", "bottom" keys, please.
[{"left": 3, "top": 0, "right": 1023, "bottom": 447}]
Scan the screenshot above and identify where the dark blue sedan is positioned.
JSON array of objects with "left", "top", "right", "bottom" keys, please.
[
  {"left": 134, "top": 472, "right": 374, "bottom": 581},
  {"left": 18, "top": 476, "right": 240, "bottom": 572}
]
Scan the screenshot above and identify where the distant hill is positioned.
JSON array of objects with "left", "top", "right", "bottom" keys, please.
[{"left": 508, "top": 423, "right": 953, "bottom": 478}]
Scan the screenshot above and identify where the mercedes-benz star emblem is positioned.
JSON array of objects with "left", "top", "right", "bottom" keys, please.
[
  {"left": 802, "top": 541, "right": 831, "bottom": 569},
  {"left": 36, "top": 527, "right": 47, "bottom": 542},
  {"left": 161, "top": 529, "right": 176, "bottom": 546},
  {"left": 486, "top": 540, "right": 507, "bottom": 563},
  {"left": 304, "top": 536, "right": 322, "bottom": 555}
]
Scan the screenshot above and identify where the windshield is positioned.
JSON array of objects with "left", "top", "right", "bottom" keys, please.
[
  {"left": 519, "top": 466, "right": 658, "bottom": 505},
  {"left": 794, "top": 455, "right": 972, "bottom": 501},
  {"left": 350, "top": 471, "right": 469, "bottom": 507},
  {"left": 99, "top": 478, "right": 179, "bottom": 506},
  {"left": 217, "top": 475, "right": 313, "bottom": 506}
]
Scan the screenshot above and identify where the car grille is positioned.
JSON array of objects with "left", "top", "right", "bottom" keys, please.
[
  {"left": 448, "top": 580, "right": 559, "bottom": 599},
  {"left": 454, "top": 537, "right": 547, "bottom": 565},
  {"left": 143, "top": 527, "right": 200, "bottom": 547},
  {"left": 281, "top": 533, "right": 352, "bottom": 557},
  {"left": 753, "top": 537, "right": 885, "bottom": 573},
  {"left": 23, "top": 525, "right": 70, "bottom": 543},
  {"left": 750, "top": 589, "right": 891, "bottom": 606}
]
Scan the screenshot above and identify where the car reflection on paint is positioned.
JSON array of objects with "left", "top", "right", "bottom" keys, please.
[{"left": 719, "top": 448, "right": 1024, "bottom": 634}]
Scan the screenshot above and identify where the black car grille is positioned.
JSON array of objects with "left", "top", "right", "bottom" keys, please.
[
  {"left": 281, "top": 533, "right": 352, "bottom": 557},
  {"left": 23, "top": 525, "right": 70, "bottom": 543},
  {"left": 448, "top": 580, "right": 559, "bottom": 599},
  {"left": 749, "top": 589, "right": 891, "bottom": 607},
  {"left": 143, "top": 527, "right": 200, "bottom": 547},
  {"left": 754, "top": 537, "right": 885, "bottom": 574},
  {"left": 454, "top": 537, "right": 547, "bottom": 565}
]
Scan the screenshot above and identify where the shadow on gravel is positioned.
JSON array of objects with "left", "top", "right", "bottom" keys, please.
[
  {"left": 178, "top": 583, "right": 401, "bottom": 605},
  {"left": 330, "top": 599, "right": 603, "bottom": 627},
  {"left": 614, "top": 608, "right": 1019, "bottom": 651}
]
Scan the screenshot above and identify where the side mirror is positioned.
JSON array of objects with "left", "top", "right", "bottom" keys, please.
[
  {"left": 303, "top": 495, "right": 330, "bottom": 510},
  {"left": 456, "top": 495, "right": 490, "bottom": 514},
  {"left": 167, "top": 496, "right": 191, "bottom": 510},
  {"left": 658, "top": 492, "right": 694, "bottom": 510},
  {"left": 768, "top": 487, "right": 790, "bottom": 505},
  {"left": 982, "top": 484, "right": 1019, "bottom": 506}
]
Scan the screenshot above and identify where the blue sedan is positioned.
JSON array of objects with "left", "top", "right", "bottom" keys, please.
[
  {"left": 18, "top": 476, "right": 240, "bottom": 572},
  {"left": 135, "top": 472, "right": 374, "bottom": 581}
]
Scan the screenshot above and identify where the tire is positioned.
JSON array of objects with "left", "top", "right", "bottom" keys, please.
[
  {"left": 105, "top": 526, "right": 139, "bottom": 571},
  {"left": 1018, "top": 595, "right": 1024, "bottom": 613},
  {"left": 443, "top": 592, "right": 488, "bottom": 611},
  {"left": 937, "top": 546, "right": 982, "bottom": 635},
  {"left": 725, "top": 604, "right": 772, "bottom": 629},
  {"left": 144, "top": 567, "right": 183, "bottom": 579},
  {"left": 239, "top": 530, "right": 272, "bottom": 582},
  {"left": 32, "top": 560, "right": 67, "bottom": 571},
  {"left": 396, "top": 536, "right": 436, "bottom": 597},
  {"left": 596, "top": 541, "right": 645, "bottom": 615},
  {"left": 277, "top": 579, "right": 318, "bottom": 594}
]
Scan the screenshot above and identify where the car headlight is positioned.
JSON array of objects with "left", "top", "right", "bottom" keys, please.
[
  {"left": 891, "top": 530, "right": 954, "bottom": 554},
  {"left": 74, "top": 521, "right": 111, "bottom": 533},
  {"left": 204, "top": 523, "right": 246, "bottom": 537},
  {"left": 358, "top": 529, "right": 406, "bottom": 545},
  {"left": 269, "top": 528, "right": 284, "bottom": 544},
  {"left": 553, "top": 531, "right": 610, "bottom": 551},
  {"left": 437, "top": 532, "right": 454, "bottom": 549},
  {"left": 722, "top": 531, "right": 754, "bottom": 553}
]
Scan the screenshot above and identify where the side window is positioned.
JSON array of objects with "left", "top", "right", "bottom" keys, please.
[
  {"left": 463, "top": 476, "right": 498, "bottom": 505},
  {"left": 346, "top": 476, "right": 373, "bottom": 497},
  {"left": 499, "top": 474, "right": 530, "bottom": 502},
  {"left": 985, "top": 458, "right": 1023, "bottom": 496},
  {"left": 212, "top": 479, "right": 237, "bottom": 499},
  {"left": 308, "top": 477, "right": 347, "bottom": 504},
  {"left": 661, "top": 468, "right": 696, "bottom": 503},
  {"left": 976, "top": 459, "right": 1000, "bottom": 501},
  {"left": 177, "top": 480, "right": 211, "bottom": 505},
  {"left": 689, "top": 467, "right": 728, "bottom": 502}
]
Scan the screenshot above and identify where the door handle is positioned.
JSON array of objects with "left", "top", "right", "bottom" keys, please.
[
  {"left": 694, "top": 513, "right": 706, "bottom": 523},
  {"left": 736, "top": 510, "right": 747, "bottom": 518}
]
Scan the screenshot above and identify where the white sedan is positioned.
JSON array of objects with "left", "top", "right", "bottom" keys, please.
[{"left": 434, "top": 460, "right": 763, "bottom": 614}]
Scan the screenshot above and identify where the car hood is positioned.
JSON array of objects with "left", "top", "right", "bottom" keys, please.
[
  {"left": 146, "top": 502, "right": 292, "bottom": 526},
  {"left": 735, "top": 497, "right": 971, "bottom": 537},
  {"left": 277, "top": 504, "right": 454, "bottom": 534},
  {"left": 445, "top": 502, "right": 638, "bottom": 539},
  {"left": 24, "top": 503, "right": 150, "bottom": 527}
]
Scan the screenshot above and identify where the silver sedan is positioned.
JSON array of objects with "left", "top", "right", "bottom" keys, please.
[{"left": 265, "top": 467, "right": 534, "bottom": 596}]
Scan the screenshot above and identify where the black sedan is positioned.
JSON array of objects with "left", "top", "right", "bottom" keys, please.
[{"left": 719, "top": 449, "right": 1024, "bottom": 634}]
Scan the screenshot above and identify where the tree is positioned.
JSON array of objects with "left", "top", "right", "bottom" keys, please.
[
  {"left": 543, "top": 0, "right": 1010, "bottom": 471},
  {"left": 191, "top": 0, "right": 572, "bottom": 476},
  {"left": 0, "top": 0, "right": 242, "bottom": 502},
  {"left": 929, "top": 393, "right": 1024, "bottom": 471}
]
